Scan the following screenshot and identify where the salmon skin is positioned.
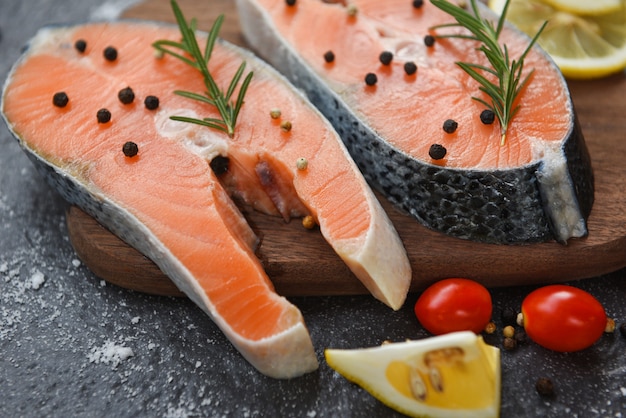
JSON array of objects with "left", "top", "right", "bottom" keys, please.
[
  {"left": 1, "top": 20, "right": 411, "bottom": 378},
  {"left": 236, "top": 0, "right": 595, "bottom": 244}
]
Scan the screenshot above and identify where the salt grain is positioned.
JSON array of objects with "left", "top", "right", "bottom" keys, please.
[
  {"left": 88, "top": 340, "right": 134, "bottom": 367},
  {"left": 29, "top": 270, "right": 45, "bottom": 290}
]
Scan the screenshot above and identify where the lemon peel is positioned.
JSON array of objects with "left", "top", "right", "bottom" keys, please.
[{"left": 324, "top": 332, "right": 501, "bottom": 418}]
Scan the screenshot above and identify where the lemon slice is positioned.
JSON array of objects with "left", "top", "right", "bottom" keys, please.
[
  {"left": 542, "top": 0, "right": 622, "bottom": 16},
  {"left": 489, "top": 0, "right": 626, "bottom": 79},
  {"left": 324, "top": 332, "right": 501, "bottom": 418}
]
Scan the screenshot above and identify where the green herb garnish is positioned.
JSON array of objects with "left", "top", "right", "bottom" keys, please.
[
  {"left": 152, "top": 0, "right": 253, "bottom": 137},
  {"left": 430, "top": 0, "right": 546, "bottom": 146}
]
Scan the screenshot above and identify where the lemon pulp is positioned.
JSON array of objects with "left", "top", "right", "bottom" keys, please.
[
  {"left": 542, "top": 0, "right": 622, "bottom": 16},
  {"left": 489, "top": 0, "right": 626, "bottom": 79},
  {"left": 325, "top": 332, "right": 501, "bottom": 418}
]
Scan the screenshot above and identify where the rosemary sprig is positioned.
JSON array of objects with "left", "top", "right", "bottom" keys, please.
[
  {"left": 430, "top": 0, "right": 547, "bottom": 146},
  {"left": 152, "top": 0, "right": 253, "bottom": 137}
]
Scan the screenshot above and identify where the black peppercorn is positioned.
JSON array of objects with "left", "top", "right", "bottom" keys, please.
[
  {"left": 501, "top": 307, "right": 517, "bottom": 326},
  {"left": 619, "top": 323, "right": 626, "bottom": 338},
  {"left": 323, "top": 50, "right": 335, "bottom": 63},
  {"left": 210, "top": 155, "right": 230, "bottom": 175},
  {"left": 285, "top": 0, "right": 296, "bottom": 5},
  {"left": 74, "top": 39, "right": 87, "bottom": 53},
  {"left": 429, "top": 144, "right": 447, "bottom": 160},
  {"left": 443, "top": 119, "right": 458, "bottom": 134},
  {"left": 144, "top": 95, "right": 160, "bottom": 110},
  {"left": 103, "top": 46, "right": 118, "bottom": 61},
  {"left": 424, "top": 35, "right": 435, "bottom": 47},
  {"left": 52, "top": 92, "right": 69, "bottom": 108},
  {"left": 364, "top": 72, "right": 378, "bottom": 86},
  {"left": 97, "top": 108, "right": 111, "bottom": 123},
  {"left": 514, "top": 329, "right": 528, "bottom": 345},
  {"left": 480, "top": 109, "right": 495, "bottom": 125},
  {"left": 379, "top": 51, "right": 393, "bottom": 65},
  {"left": 535, "top": 377, "right": 555, "bottom": 397},
  {"left": 404, "top": 61, "right": 417, "bottom": 75},
  {"left": 118, "top": 87, "right": 135, "bottom": 105},
  {"left": 413, "top": 0, "right": 424, "bottom": 8},
  {"left": 122, "top": 141, "right": 138, "bottom": 157}
]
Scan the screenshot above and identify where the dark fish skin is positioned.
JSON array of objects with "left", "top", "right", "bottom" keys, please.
[
  {"left": 317, "top": 95, "right": 593, "bottom": 245},
  {"left": 236, "top": 0, "right": 595, "bottom": 245}
]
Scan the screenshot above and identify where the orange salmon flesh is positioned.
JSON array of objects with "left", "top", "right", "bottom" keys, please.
[
  {"left": 2, "top": 20, "right": 411, "bottom": 377},
  {"left": 236, "top": 0, "right": 594, "bottom": 245}
]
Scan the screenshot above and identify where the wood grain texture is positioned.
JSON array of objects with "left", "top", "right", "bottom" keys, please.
[{"left": 66, "top": 0, "right": 626, "bottom": 297}]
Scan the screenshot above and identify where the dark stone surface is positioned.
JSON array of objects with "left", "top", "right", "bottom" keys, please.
[{"left": 1, "top": 1, "right": 626, "bottom": 417}]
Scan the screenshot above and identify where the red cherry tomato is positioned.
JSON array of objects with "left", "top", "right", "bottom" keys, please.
[
  {"left": 414, "top": 278, "right": 492, "bottom": 335},
  {"left": 522, "top": 284, "right": 606, "bottom": 352}
]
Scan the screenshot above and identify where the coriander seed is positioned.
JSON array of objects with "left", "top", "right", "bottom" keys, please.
[
  {"left": 280, "top": 120, "right": 292, "bottom": 132},
  {"left": 302, "top": 215, "right": 316, "bottom": 230},
  {"left": 503, "top": 325, "right": 515, "bottom": 338}
]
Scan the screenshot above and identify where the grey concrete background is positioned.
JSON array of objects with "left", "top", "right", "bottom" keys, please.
[{"left": 2, "top": 0, "right": 626, "bottom": 417}]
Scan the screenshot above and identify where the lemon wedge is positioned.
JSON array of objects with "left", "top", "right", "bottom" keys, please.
[
  {"left": 542, "top": 0, "right": 622, "bottom": 16},
  {"left": 324, "top": 332, "right": 501, "bottom": 418},
  {"left": 489, "top": 0, "right": 626, "bottom": 79}
]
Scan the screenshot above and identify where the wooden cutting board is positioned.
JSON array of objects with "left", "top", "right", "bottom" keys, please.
[{"left": 66, "top": 0, "right": 626, "bottom": 297}]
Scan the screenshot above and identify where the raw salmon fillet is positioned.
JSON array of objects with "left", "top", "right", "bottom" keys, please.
[
  {"left": 236, "top": 0, "right": 595, "bottom": 244},
  {"left": 1, "top": 20, "right": 411, "bottom": 378}
]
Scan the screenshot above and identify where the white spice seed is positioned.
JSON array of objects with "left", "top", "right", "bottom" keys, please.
[{"left": 296, "top": 157, "right": 308, "bottom": 171}]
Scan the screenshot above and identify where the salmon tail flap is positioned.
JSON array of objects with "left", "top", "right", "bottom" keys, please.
[
  {"left": 1, "top": 22, "right": 411, "bottom": 378},
  {"left": 236, "top": 0, "right": 595, "bottom": 245}
]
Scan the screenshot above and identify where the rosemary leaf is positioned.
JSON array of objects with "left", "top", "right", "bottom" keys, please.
[
  {"left": 430, "top": 0, "right": 546, "bottom": 145},
  {"left": 226, "top": 62, "right": 247, "bottom": 103},
  {"left": 152, "top": 0, "right": 253, "bottom": 138},
  {"left": 170, "top": 116, "right": 228, "bottom": 133},
  {"left": 173, "top": 90, "right": 217, "bottom": 106}
]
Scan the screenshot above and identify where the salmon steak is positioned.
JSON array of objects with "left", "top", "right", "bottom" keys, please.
[
  {"left": 236, "top": 0, "right": 595, "bottom": 244},
  {"left": 1, "top": 16, "right": 411, "bottom": 377}
]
